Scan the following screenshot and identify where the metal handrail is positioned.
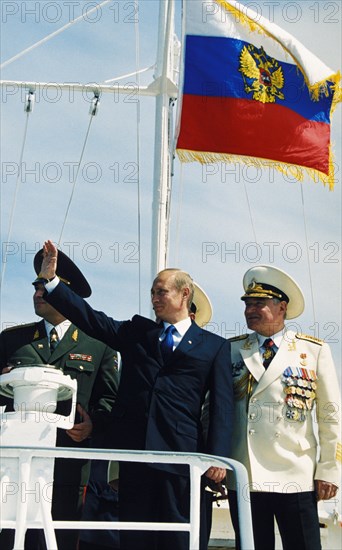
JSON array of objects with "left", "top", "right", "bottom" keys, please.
[{"left": 0, "top": 446, "right": 254, "bottom": 549}]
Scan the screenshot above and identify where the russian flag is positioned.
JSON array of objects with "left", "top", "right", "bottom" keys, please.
[{"left": 176, "top": 0, "right": 341, "bottom": 188}]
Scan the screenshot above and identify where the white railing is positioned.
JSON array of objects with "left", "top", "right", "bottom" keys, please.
[{"left": 0, "top": 446, "right": 254, "bottom": 550}]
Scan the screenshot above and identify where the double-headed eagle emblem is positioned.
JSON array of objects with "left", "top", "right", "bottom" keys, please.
[{"left": 239, "top": 44, "right": 285, "bottom": 103}]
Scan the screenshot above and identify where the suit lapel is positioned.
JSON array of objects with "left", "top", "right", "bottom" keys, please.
[
  {"left": 172, "top": 322, "right": 202, "bottom": 360},
  {"left": 31, "top": 320, "right": 51, "bottom": 363},
  {"left": 152, "top": 322, "right": 202, "bottom": 365},
  {"left": 239, "top": 333, "right": 265, "bottom": 383},
  {"left": 146, "top": 324, "right": 165, "bottom": 364},
  {"left": 252, "top": 330, "right": 296, "bottom": 396},
  {"left": 146, "top": 321, "right": 205, "bottom": 366}
]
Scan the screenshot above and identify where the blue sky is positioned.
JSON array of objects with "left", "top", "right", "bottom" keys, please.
[{"left": 0, "top": 0, "right": 341, "bottom": 379}]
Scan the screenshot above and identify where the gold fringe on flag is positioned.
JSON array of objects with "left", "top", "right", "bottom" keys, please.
[
  {"left": 337, "top": 441, "right": 342, "bottom": 463},
  {"left": 176, "top": 149, "right": 336, "bottom": 190},
  {"left": 214, "top": 0, "right": 342, "bottom": 103}
]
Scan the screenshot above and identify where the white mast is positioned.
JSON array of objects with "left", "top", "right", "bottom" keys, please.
[
  {"left": 150, "top": 0, "right": 178, "bottom": 277},
  {"left": 0, "top": 0, "right": 179, "bottom": 287}
]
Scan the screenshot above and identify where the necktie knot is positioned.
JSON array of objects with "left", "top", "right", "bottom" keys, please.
[
  {"left": 264, "top": 338, "right": 275, "bottom": 348},
  {"left": 262, "top": 338, "right": 276, "bottom": 369},
  {"left": 160, "top": 325, "right": 176, "bottom": 362},
  {"left": 49, "top": 327, "right": 59, "bottom": 352}
]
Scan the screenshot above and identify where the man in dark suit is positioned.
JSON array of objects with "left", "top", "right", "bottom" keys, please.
[
  {"left": 39, "top": 239, "right": 234, "bottom": 550},
  {"left": 0, "top": 249, "right": 119, "bottom": 550}
]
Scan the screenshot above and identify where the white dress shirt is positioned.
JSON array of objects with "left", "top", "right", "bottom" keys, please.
[{"left": 160, "top": 317, "right": 192, "bottom": 351}]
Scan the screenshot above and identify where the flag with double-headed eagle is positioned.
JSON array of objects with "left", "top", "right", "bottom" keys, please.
[{"left": 175, "top": 0, "right": 341, "bottom": 188}]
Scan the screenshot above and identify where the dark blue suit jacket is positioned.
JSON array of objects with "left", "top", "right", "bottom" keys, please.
[{"left": 46, "top": 282, "right": 234, "bottom": 473}]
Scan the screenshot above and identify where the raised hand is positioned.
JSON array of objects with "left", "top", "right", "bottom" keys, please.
[{"left": 40, "top": 240, "right": 58, "bottom": 279}]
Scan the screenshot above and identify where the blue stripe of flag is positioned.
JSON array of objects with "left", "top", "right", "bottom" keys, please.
[{"left": 183, "top": 35, "right": 333, "bottom": 123}]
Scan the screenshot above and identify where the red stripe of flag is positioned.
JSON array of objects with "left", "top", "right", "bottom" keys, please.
[{"left": 177, "top": 95, "right": 330, "bottom": 175}]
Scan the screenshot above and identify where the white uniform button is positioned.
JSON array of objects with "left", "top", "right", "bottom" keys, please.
[
  {"left": 249, "top": 413, "right": 256, "bottom": 420},
  {"left": 249, "top": 429, "right": 256, "bottom": 435},
  {"left": 275, "top": 432, "right": 280, "bottom": 438}
]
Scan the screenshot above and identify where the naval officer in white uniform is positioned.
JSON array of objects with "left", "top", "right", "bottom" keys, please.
[{"left": 227, "top": 265, "right": 340, "bottom": 550}]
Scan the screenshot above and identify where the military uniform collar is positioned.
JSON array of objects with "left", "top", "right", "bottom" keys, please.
[
  {"left": 256, "top": 329, "right": 284, "bottom": 349},
  {"left": 44, "top": 319, "right": 71, "bottom": 340}
]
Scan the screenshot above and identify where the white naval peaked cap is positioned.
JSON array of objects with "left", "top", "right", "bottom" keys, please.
[
  {"left": 241, "top": 265, "right": 305, "bottom": 319},
  {"left": 191, "top": 282, "right": 213, "bottom": 327}
]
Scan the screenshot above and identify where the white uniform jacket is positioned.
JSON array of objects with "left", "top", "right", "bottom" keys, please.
[{"left": 227, "top": 330, "right": 341, "bottom": 493}]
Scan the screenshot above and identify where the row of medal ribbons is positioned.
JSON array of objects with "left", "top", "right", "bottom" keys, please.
[{"left": 282, "top": 367, "right": 317, "bottom": 421}]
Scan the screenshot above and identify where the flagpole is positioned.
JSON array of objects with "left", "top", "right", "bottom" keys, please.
[{"left": 150, "top": 0, "right": 178, "bottom": 279}]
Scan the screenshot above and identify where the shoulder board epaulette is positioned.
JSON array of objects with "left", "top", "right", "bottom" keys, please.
[
  {"left": 2, "top": 322, "right": 36, "bottom": 333},
  {"left": 228, "top": 334, "right": 249, "bottom": 342},
  {"left": 295, "top": 333, "right": 324, "bottom": 346}
]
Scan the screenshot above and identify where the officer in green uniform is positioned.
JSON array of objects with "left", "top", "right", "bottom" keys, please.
[{"left": 0, "top": 249, "right": 119, "bottom": 550}]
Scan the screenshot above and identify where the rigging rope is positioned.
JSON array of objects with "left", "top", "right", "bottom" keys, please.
[
  {"left": 57, "top": 96, "right": 99, "bottom": 247},
  {"left": 1, "top": 96, "right": 33, "bottom": 291},
  {"left": 243, "top": 181, "right": 258, "bottom": 244},
  {"left": 0, "top": 0, "right": 111, "bottom": 70},
  {"left": 104, "top": 64, "right": 156, "bottom": 84},
  {"left": 300, "top": 184, "right": 317, "bottom": 325}
]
